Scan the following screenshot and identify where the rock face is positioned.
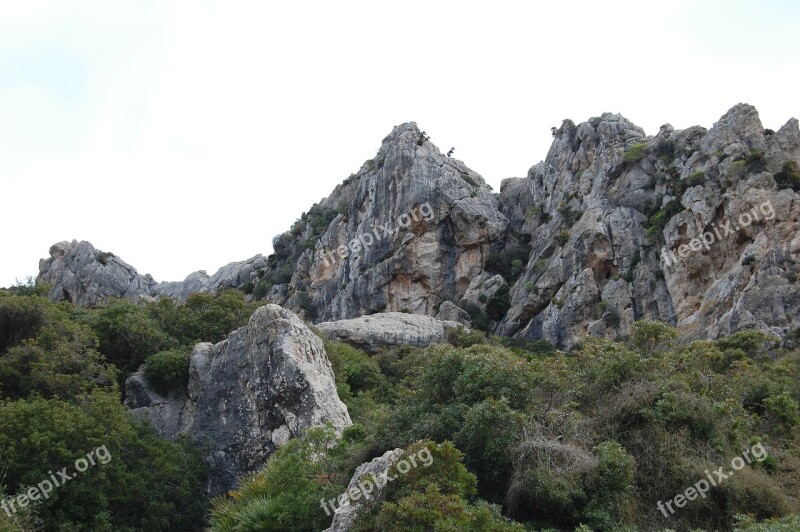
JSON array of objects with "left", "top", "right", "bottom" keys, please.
[
  {"left": 37, "top": 105, "right": 800, "bottom": 349},
  {"left": 37, "top": 239, "right": 267, "bottom": 306},
  {"left": 38, "top": 240, "right": 157, "bottom": 307},
  {"left": 125, "top": 304, "right": 351, "bottom": 495},
  {"left": 322, "top": 448, "right": 403, "bottom": 532},
  {"left": 496, "top": 103, "right": 800, "bottom": 347},
  {"left": 265, "top": 122, "right": 508, "bottom": 322},
  {"left": 316, "top": 312, "right": 451, "bottom": 354},
  {"left": 151, "top": 255, "right": 268, "bottom": 303}
]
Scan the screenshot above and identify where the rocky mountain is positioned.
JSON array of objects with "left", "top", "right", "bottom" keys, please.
[{"left": 37, "top": 104, "right": 800, "bottom": 348}]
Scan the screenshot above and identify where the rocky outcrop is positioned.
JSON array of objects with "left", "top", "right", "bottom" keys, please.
[
  {"left": 151, "top": 255, "right": 268, "bottom": 303},
  {"left": 38, "top": 240, "right": 157, "bottom": 307},
  {"left": 36, "top": 105, "right": 800, "bottom": 349},
  {"left": 263, "top": 122, "right": 508, "bottom": 322},
  {"left": 125, "top": 304, "right": 351, "bottom": 495},
  {"left": 322, "top": 448, "right": 403, "bottom": 532},
  {"left": 37, "top": 240, "right": 267, "bottom": 306},
  {"left": 316, "top": 312, "right": 453, "bottom": 354},
  {"left": 497, "top": 103, "right": 800, "bottom": 347}
]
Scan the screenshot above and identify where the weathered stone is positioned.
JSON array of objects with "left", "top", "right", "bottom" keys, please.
[
  {"left": 322, "top": 448, "right": 404, "bottom": 532},
  {"left": 316, "top": 312, "right": 448, "bottom": 354},
  {"left": 435, "top": 301, "right": 471, "bottom": 325},
  {"left": 38, "top": 240, "right": 156, "bottom": 307},
  {"left": 125, "top": 304, "right": 351, "bottom": 495}
]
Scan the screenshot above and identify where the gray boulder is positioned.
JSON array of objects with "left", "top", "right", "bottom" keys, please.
[
  {"left": 435, "top": 301, "right": 471, "bottom": 325},
  {"left": 316, "top": 312, "right": 449, "bottom": 353},
  {"left": 322, "top": 448, "right": 403, "bottom": 532},
  {"left": 125, "top": 304, "right": 351, "bottom": 495}
]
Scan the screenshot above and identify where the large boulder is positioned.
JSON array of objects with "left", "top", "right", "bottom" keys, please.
[
  {"left": 125, "top": 304, "right": 351, "bottom": 495},
  {"left": 316, "top": 312, "right": 451, "bottom": 354}
]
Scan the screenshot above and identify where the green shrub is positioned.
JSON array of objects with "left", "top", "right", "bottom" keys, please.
[
  {"left": 253, "top": 279, "right": 271, "bottom": 300},
  {"left": 90, "top": 299, "right": 178, "bottom": 374},
  {"left": 463, "top": 302, "right": 492, "bottom": 333},
  {"left": 623, "top": 143, "right": 647, "bottom": 164},
  {"left": 145, "top": 349, "right": 190, "bottom": 393},
  {"left": 210, "top": 427, "right": 343, "bottom": 532},
  {"left": 447, "top": 326, "right": 487, "bottom": 348},
  {"left": 486, "top": 285, "right": 511, "bottom": 322},
  {"left": 0, "top": 392, "right": 208, "bottom": 531},
  {"left": 556, "top": 228, "right": 570, "bottom": 245},
  {"left": 0, "top": 294, "right": 46, "bottom": 352},
  {"left": 461, "top": 172, "right": 478, "bottom": 187},
  {"left": 774, "top": 161, "right": 800, "bottom": 191}
]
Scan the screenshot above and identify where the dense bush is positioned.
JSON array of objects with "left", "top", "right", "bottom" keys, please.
[
  {"left": 774, "top": 161, "right": 800, "bottom": 191},
  {"left": 623, "top": 143, "right": 647, "bottom": 164},
  {"left": 90, "top": 299, "right": 178, "bottom": 374},
  {"left": 0, "top": 293, "right": 46, "bottom": 352},
  {"left": 0, "top": 391, "right": 207, "bottom": 531},
  {"left": 144, "top": 348, "right": 191, "bottom": 393},
  {"left": 210, "top": 427, "right": 344, "bottom": 532}
]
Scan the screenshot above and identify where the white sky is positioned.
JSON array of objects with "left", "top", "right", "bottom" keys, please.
[{"left": 1, "top": 0, "right": 798, "bottom": 287}]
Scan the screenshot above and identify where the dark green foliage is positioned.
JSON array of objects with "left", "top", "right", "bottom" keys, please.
[
  {"left": 0, "top": 309, "right": 116, "bottom": 401},
  {"left": 253, "top": 279, "right": 272, "bottom": 301},
  {"left": 96, "top": 251, "right": 115, "bottom": 265},
  {"left": 774, "top": 161, "right": 800, "bottom": 191},
  {"left": 149, "top": 290, "right": 257, "bottom": 346},
  {"left": 463, "top": 302, "right": 491, "bottom": 332},
  {"left": 0, "top": 293, "right": 46, "bottom": 352},
  {"left": 352, "top": 440, "right": 523, "bottom": 532},
  {"left": 447, "top": 325, "right": 487, "bottom": 348},
  {"left": 555, "top": 228, "right": 570, "bottom": 245},
  {"left": 325, "top": 340, "right": 385, "bottom": 401},
  {"left": 646, "top": 198, "right": 683, "bottom": 243},
  {"left": 745, "top": 149, "right": 767, "bottom": 173},
  {"left": 486, "top": 285, "right": 511, "bottom": 322},
  {"left": 89, "top": 299, "right": 178, "bottom": 374},
  {"left": 296, "top": 291, "right": 317, "bottom": 320},
  {"left": 558, "top": 204, "right": 582, "bottom": 226},
  {"left": 144, "top": 348, "right": 190, "bottom": 393},
  {"left": 484, "top": 236, "right": 532, "bottom": 284},
  {"left": 654, "top": 139, "right": 675, "bottom": 164},
  {"left": 491, "top": 336, "right": 557, "bottom": 359},
  {"left": 210, "top": 427, "right": 344, "bottom": 532},
  {"left": 0, "top": 392, "right": 208, "bottom": 531}
]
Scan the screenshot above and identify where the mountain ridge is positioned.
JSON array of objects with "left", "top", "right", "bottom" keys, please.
[{"left": 36, "top": 104, "right": 800, "bottom": 348}]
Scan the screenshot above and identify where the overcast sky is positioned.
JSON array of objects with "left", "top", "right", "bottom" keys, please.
[{"left": 2, "top": 0, "right": 798, "bottom": 287}]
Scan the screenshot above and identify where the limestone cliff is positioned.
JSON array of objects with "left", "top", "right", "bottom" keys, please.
[{"left": 37, "top": 105, "right": 800, "bottom": 348}]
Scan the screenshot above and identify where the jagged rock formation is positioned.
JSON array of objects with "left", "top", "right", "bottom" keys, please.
[
  {"left": 322, "top": 448, "right": 403, "bottom": 532},
  {"left": 125, "top": 304, "right": 351, "bottom": 495},
  {"left": 151, "top": 255, "right": 268, "bottom": 303},
  {"left": 36, "top": 105, "right": 800, "bottom": 348},
  {"left": 497, "top": 104, "right": 800, "bottom": 347},
  {"left": 38, "top": 241, "right": 157, "bottom": 307},
  {"left": 37, "top": 240, "right": 266, "bottom": 306},
  {"left": 316, "top": 312, "right": 457, "bottom": 354},
  {"left": 262, "top": 122, "right": 508, "bottom": 321}
]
